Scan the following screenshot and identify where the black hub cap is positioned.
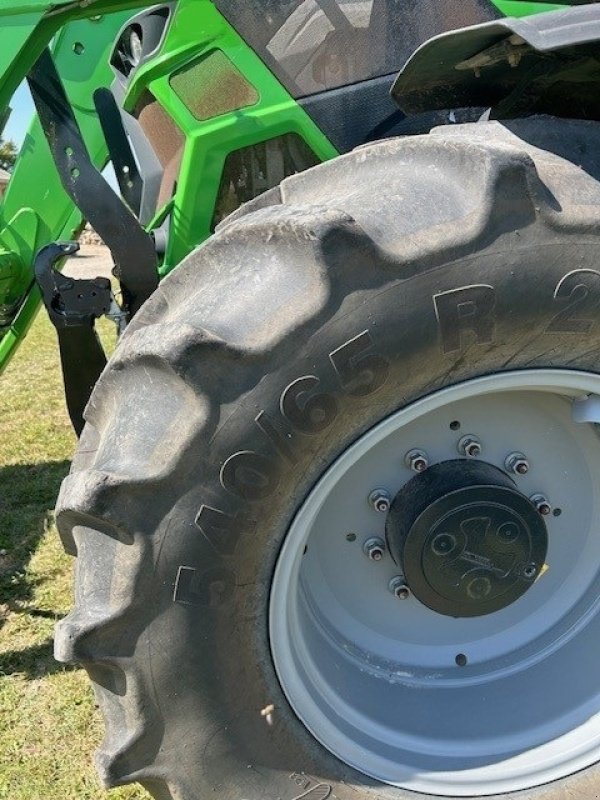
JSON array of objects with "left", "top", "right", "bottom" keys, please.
[{"left": 385, "top": 460, "right": 548, "bottom": 617}]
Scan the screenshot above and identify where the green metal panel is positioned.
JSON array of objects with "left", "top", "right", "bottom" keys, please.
[
  {"left": 491, "top": 1, "right": 568, "bottom": 15},
  {"left": 126, "top": 0, "right": 337, "bottom": 270}
]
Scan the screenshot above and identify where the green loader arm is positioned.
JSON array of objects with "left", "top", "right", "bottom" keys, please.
[{"left": 0, "top": 2, "right": 151, "bottom": 376}]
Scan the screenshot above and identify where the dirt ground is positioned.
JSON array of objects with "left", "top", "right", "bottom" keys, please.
[{"left": 62, "top": 244, "right": 113, "bottom": 280}]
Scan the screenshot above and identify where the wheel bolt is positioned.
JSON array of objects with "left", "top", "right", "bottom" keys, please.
[
  {"left": 368, "top": 489, "right": 391, "bottom": 513},
  {"left": 523, "top": 563, "right": 538, "bottom": 579},
  {"left": 530, "top": 493, "right": 552, "bottom": 516},
  {"left": 389, "top": 576, "right": 410, "bottom": 599},
  {"left": 458, "top": 435, "right": 482, "bottom": 458},
  {"left": 405, "top": 449, "right": 429, "bottom": 473},
  {"left": 505, "top": 452, "right": 529, "bottom": 475},
  {"left": 363, "top": 537, "right": 386, "bottom": 561}
]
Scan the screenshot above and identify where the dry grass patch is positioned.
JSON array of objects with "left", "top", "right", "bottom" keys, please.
[{"left": 0, "top": 308, "right": 150, "bottom": 800}]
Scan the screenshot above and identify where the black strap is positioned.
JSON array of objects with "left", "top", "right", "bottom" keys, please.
[
  {"left": 94, "top": 87, "right": 143, "bottom": 217},
  {"left": 28, "top": 48, "right": 158, "bottom": 317},
  {"left": 57, "top": 324, "right": 107, "bottom": 437}
]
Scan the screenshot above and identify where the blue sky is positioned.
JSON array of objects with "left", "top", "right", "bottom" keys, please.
[
  {"left": 3, "top": 83, "right": 34, "bottom": 146},
  {"left": 4, "top": 81, "right": 118, "bottom": 188}
]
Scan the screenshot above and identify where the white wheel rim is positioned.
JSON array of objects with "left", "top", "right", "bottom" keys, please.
[{"left": 270, "top": 370, "right": 600, "bottom": 796}]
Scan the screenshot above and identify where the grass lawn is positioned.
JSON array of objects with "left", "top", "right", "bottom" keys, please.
[{"left": 0, "top": 307, "right": 151, "bottom": 799}]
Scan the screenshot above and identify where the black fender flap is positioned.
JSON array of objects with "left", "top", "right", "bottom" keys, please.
[{"left": 392, "top": 5, "right": 600, "bottom": 120}]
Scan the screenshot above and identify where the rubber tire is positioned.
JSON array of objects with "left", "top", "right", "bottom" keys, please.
[{"left": 56, "top": 116, "right": 600, "bottom": 800}]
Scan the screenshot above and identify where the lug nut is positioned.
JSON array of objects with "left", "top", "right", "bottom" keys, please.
[
  {"left": 368, "top": 489, "right": 391, "bottom": 513},
  {"left": 523, "top": 563, "right": 538, "bottom": 579},
  {"left": 458, "top": 435, "right": 482, "bottom": 458},
  {"left": 389, "top": 576, "right": 410, "bottom": 599},
  {"left": 505, "top": 452, "right": 529, "bottom": 475},
  {"left": 405, "top": 449, "right": 429, "bottom": 473},
  {"left": 530, "top": 494, "right": 552, "bottom": 516},
  {"left": 363, "top": 537, "right": 386, "bottom": 561}
]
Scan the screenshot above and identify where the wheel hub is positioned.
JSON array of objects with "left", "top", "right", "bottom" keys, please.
[
  {"left": 385, "top": 460, "right": 548, "bottom": 617},
  {"left": 271, "top": 372, "right": 600, "bottom": 795}
]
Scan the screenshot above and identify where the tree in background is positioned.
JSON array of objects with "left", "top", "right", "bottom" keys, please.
[{"left": 0, "top": 139, "right": 17, "bottom": 172}]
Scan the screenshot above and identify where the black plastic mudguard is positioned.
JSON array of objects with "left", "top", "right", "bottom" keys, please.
[{"left": 392, "top": 4, "right": 600, "bottom": 120}]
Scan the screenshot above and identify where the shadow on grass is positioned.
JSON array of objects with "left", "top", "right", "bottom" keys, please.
[
  {"left": 0, "top": 638, "right": 77, "bottom": 678},
  {"left": 0, "top": 459, "right": 71, "bottom": 629}
]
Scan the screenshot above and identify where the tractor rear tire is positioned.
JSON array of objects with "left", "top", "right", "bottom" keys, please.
[{"left": 56, "top": 117, "right": 600, "bottom": 800}]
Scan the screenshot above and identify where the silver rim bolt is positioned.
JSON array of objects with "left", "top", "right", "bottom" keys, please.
[
  {"left": 405, "top": 449, "right": 429, "bottom": 473},
  {"left": 530, "top": 493, "right": 552, "bottom": 516},
  {"left": 389, "top": 576, "right": 410, "bottom": 599},
  {"left": 363, "top": 537, "right": 386, "bottom": 561},
  {"left": 458, "top": 435, "right": 482, "bottom": 458},
  {"left": 505, "top": 452, "right": 529, "bottom": 475},
  {"left": 368, "top": 489, "right": 391, "bottom": 513}
]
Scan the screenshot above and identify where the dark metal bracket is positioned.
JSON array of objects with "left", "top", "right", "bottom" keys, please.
[
  {"left": 35, "top": 241, "right": 112, "bottom": 328},
  {"left": 27, "top": 48, "right": 158, "bottom": 318},
  {"left": 27, "top": 47, "right": 161, "bottom": 435},
  {"left": 34, "top": 241, "right": 120, "bottom": 436}
]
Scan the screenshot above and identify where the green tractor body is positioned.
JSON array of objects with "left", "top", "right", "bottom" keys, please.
[{"left": 0, "top": 0, "right": 574, "bottom": 392}]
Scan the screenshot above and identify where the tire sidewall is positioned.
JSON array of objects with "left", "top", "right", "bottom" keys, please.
[{"left": 146, "top": 233, "right": 600, "bottom": 800}]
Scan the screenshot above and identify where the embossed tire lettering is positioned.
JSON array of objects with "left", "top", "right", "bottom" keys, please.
[{"left": 55, "top": 117, "right": 600, "bottom": 800}]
